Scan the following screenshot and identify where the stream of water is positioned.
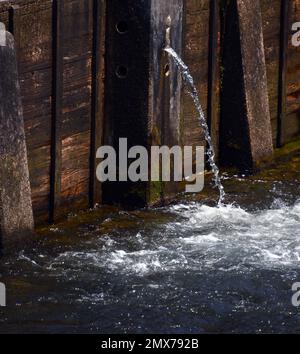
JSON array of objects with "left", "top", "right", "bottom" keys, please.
[{"left": 165, "top": 46, "right": 225, "bottom": 204}]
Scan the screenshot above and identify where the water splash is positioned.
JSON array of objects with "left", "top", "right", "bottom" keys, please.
[{"left": 165, "top": 46, "right": 225, "bottom": 205}]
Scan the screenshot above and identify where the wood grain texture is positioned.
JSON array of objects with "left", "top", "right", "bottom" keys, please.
[
  {"left": 261, "top": 0, "right": 281, "bottom": 144},
  {"left": 183, "top": 0, "right": 209, "bottom": 150},
  {"left": 286, "top": 0, "right": 300, "bottom": 142}
]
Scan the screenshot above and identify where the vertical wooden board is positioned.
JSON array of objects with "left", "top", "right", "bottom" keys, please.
[
  {"left": 60, "top": 0, "right": 93, "bottom": 209},
  {"left": 220, "top": 0, "right": 273, "bottom": 169},
  {"left": 103, "top": 0, "right": 151, "bottom": 207},
  {"left": 261, "top": 0, "right": 281, "bottom": 144},
  {"left": 149, "top": 0, "right": 183, "bottom": 146},
  {"left": 276, "top": 0, "right": 290, "bottom": 147},
  {"left": 237, "top": 0, "right": 273, "bottom": 163},
  {"left": 49, "top": 0, "right": 64, "bottom": 222},
  {"left": 286, "top": 0, "right": 300, "bottom": 142},
  {"left": 183, "top": 0, "right": 210, "bottom": 149},
  {"left": 148, "top": 0, "right": 183, "bottom": 202},
  {"left": 9, "top": 0, "right": 53, "bottom": 220},
  {"left": 207, "top": 0, "right": 221, "bottom": 160},
  {"left": 89, "top": 0, "right": 106, "bottom": 208}
]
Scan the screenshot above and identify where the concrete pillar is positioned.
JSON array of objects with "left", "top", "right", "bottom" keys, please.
[{"left": 0, "top": 31, "right": 34, "bottom": 246}]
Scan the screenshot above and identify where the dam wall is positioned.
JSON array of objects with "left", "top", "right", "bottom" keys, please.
[{"left": 0, "top": 0, "right": 298, "bottom": 224}]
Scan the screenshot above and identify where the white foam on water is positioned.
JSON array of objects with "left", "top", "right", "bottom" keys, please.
[
  {"left": 39, "top": 200, "right": 300, "bottom": 280},
  {"left": 180, "top": 234, "right": 221, "bottom": 244}
]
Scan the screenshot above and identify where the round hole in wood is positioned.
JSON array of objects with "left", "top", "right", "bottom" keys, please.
[
  {"left": 116, "top": 21, "right": 129, "bottom": 34},
  {"left": 116, "top": 65, "right": 128, "bottom": 79}
]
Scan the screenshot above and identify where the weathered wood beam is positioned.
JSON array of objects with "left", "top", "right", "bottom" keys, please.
[
  {"left": 49, "top": 0, "right": 63, "bottom": 222},
  {"left": 89, "top": 0, "right": 106, "bottom": 209},
  {"left": 104, "top": 0, "right": 183, "bottom": 207},
  {"left": 220, "top": 0, "right": 273, "bottom": 170},
  {"left": 149, "top": 0, "right": 183, "bottom": 201},
  {"left": 277, "top": 0, "right": 290, "bottom": 148},
  {"left": 207, "top": 0, "right": 220, "bottom": 161}
]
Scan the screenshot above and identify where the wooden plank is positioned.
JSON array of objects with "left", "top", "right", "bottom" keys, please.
[
  {"left": 104, "top": 0, "right": 151, "bottom": 207},
  {"left": 150, "top": 0, "right": 183, "bottom": 202},
  {"left": 89, "top": 0, "right": 105, "bottom": 208},
  {"left": 60, "top": 0, "right": 93, "bottom": 212},
  {"left": 49, "top": 0, "right": 63, "bottom": 222},
  {"left": 207, "top": 0, "right": 219, "bottom": 159},
  {"left": 8, "top": 1, "right": 53, "bottom": 222},
  {"left": 277, "top": 0, "right": 290, "bottom": 147},
  {"left": 220, "top": 0, "right": 273, "bottom": 169},
  {"left": 261, "top": 0, "right": 281, "bottom": 145},
  {"left": 183, "top": 0, "right": 209, "bottom": 149},
  {"left": 104, "top": 0, "right": 183, "bottom": 207},
  {"left": 285, "top": 0, "right": 300, "bottom": 142}
]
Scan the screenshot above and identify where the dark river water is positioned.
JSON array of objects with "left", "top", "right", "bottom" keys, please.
[{"left": 1, "top": 151, "right": 300, "bottom": 334}]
